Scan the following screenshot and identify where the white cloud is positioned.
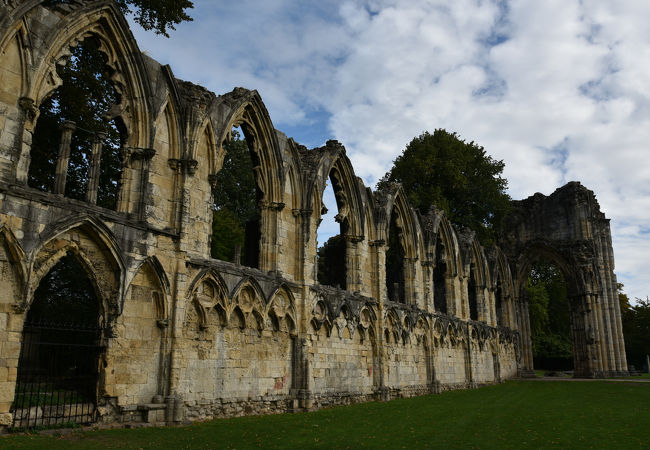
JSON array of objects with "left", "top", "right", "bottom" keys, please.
[{"left": 130, "top": 0, "right": 650, "bottom": 300}]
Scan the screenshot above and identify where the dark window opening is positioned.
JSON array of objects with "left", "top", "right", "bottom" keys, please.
[
  {"left": 386, "top": 207, "right": 405, "bottom": 303},
  {"left": 468, "top": 262, "right": 479, "bottom": 320},
  {"left": 495, "top": 276, "right": 504, "bottom": 326},
  {"left": 28, "top": 37, "right": 124, "bottom": 210},
  {"left": 211, "top": 127, "right": 261, "bottom": 268},
  {"left": 317, "top": 173, "right": 347, "bottom": 289},
  {"left": 433, "top": 236, "right": 447, "bottom": 314}
]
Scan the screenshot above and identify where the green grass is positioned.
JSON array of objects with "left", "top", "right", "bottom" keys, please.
[{"left": 2, "top": 380, "right": 649, "bottom": 449}]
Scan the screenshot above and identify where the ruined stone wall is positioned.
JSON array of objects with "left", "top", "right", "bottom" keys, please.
[{"left": 0, "top": 1, "right": 623, "bottom": 429}]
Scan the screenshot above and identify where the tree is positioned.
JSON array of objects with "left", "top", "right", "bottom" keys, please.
[
  {"left": 619, "top": 285, "right": 650, "bottom": 371},
  {"left": 210, "top": 130, "right": 260, "bottom": 266},
  {"left": 317, "top": 235, "right": 347, "bottom": 289},
  {"left": 377, "top": 129, "right": 510, "bottom": 245},
  {"left": 46, "top": 0, "right": 194, "bottom": 37},
  {"left": 526, "top": 262, "right": 572, "bottom": 370},
  {"left": 28, "top": 37, "right": 123, "bottom": 210}
]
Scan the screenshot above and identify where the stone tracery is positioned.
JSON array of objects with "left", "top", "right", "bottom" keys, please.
[{"left": 0, "top": 1, "right": 627, "bottom": 429}]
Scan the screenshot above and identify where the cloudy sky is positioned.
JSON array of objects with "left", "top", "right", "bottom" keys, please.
[{"left": 129, "top": 0, "right": 650, "bottom": 301}]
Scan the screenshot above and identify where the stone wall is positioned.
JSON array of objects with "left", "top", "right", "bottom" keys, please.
[{"left": 0, "top": 0, "right": 625, "bottom": 429}]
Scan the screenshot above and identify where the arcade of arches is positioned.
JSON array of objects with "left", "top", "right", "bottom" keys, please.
[{"left": 0, "top": 1, "right": 627, "bottom": 429}]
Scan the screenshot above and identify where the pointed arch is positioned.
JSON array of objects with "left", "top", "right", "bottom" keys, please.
[
  {"left": 186, "top": 269, "right": 230, "bottom": 328},
  {"left": 213, "top": 89, "right": 284, "bottom": 204},
  {"left": 489, "top": 247, "right": 515, "bottom": 328},
  {"left": 27, "top": 215, "right": 125, "bottom": 317},
  {"left": 305, "top": 143, "right": 366, "bottom": 239},
  {"left": 378, "top": 185, "right": 422, "bottom": 305},
  {"left": 27, "top": 3, "right": 152, "bottom": 149}
]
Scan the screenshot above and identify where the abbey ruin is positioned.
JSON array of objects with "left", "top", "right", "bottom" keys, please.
[{"left": 0, "top": 1, "right": 628, "bottom": 429}]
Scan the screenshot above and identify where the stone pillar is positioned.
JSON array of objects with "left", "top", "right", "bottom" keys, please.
[
  {"left": 345, "top": 235, "right": 364, "bottom": 293},
  {"left": 403, "top": 257, "right": 418, "bottom": 306},
  {"left": 53, "top": 120, "right": 76, "bottom": 194},
  {"left": 259, "top": 201, "right": 284, "bottom": 272},
  {"left": 85, "top": 132, "right": 106, "bottom": 204},
  {"left": 15, "top": 97, "right": 38, "bottom": 184}
]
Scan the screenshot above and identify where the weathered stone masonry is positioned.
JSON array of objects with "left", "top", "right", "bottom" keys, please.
[{"left": 0, "top": 1, "right": 627, "bottom": 428}]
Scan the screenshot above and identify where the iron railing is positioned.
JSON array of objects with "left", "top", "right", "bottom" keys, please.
[{"left": 10, "top": 320, "right": 103, "bottom": 429}]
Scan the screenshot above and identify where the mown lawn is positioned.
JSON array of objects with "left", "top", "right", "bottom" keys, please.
[{"left": 2, "top": 380, "right": 649, "bottom": 449}]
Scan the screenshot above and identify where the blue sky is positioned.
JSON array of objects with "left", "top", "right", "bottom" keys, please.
[{"left": 129, "top": 0, "right": 650, "bottom": 301}]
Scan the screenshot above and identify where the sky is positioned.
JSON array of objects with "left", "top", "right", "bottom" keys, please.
[{"left": 129, "top": 0, "right": 650, "bottom": 301}]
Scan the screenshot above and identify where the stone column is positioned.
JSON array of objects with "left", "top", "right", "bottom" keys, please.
[
  {"left": 259, "top": 201, "right": 284, "bottom": 272},
  {"left": 403, "top": 257, "right": 418, "bottom": 306},
  {"left": 85, "top": 132, "right": 106, "bottom": 204},
  {"left": 345, "top": 235, "right": 364, "bottom": 293},
  {"left": 53, "top": 120, "right": 76, "bottom": 194},
  {"left": 15, "top": 97, "right": 38, "bottom": 184}
]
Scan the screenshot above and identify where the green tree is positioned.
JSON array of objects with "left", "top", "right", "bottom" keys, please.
[
  {"left": 210, "top": 130, "right": 260, "bottom": 266},
  {"left": 378, "top": 129, "right": 510, "bottom": 245},
  {"left": 526, "top": 262, "right": 572, "bottom": 369},
  {"left": 46, "top": 0, "right": 194, "bottom": 37},
  {"left": 620, "top": 285, "right": 650, "bottom": 371},
  {"left": 317, "top": 235, "right": 347, "bottom": 289},
  {"left": 28, "top": 37, "right": 123, "bottom": 210}
]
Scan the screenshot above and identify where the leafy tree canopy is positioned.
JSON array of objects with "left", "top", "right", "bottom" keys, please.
[
  {"left": 46, "top": 0, "right": 194, "bottom": 37},
  {"left": 211, "top": 129, "right": 259, "bottom": 265},
  {"left": 377, "top": 129, "right": 510, "bottom": 245},
  {"left": 28, "top": 37, "right": 123, "bottom": 209},
  {"left": 619, "top": 284, "right": 650, "bottom": 371},
  {"left": 526, "top": 262, "right": 572, "bottom": 369},
  {"left": 317, "top": 234, "right": 347, "bottom": 289}
]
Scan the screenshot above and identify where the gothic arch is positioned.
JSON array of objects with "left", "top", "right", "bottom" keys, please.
[
  {"left": 186, "top": 269, "right": 230, "bottom": 328},
  {"left": 213, "top": 88, "right": 284, "bottom": 204},
  {"left": 305, "top": 143, "right": 366, "bottom": 240},
  {"left": 26, "top": 2, "right": 152, "bottom": 149},
  {"left": 129, "top": 256, "right": 171, "bottom": 320},
  {"left": 489, "top": 247, "right": 515, "bottom": 328},
  {"left": 25, "top": 215, "right": 125, "bottom": 317}
]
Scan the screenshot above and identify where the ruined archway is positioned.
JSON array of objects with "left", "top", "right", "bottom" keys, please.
[{"left": 500, "top": 182, "right": 628, "bottom": 377}]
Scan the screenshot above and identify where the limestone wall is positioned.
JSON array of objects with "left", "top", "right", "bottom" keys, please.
[{"left": 0, "top": 0, "right": 625, "bottom": 429}]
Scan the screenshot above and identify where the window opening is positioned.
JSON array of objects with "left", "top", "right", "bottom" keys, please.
[
  {"left": 433, "top": 235, "right": 447, "bottom": 314},
  {"left": 316, "top": 177, "right": 346, "bottom": 289},
  {"left": 27, "top": 37, "right": 124, "bottom": 210},
  {"left": 385, "top": 207, "right": 405, "bottom": 303},
  {"left": 211, "top": 126, "right": 261, "bottom": 268}
]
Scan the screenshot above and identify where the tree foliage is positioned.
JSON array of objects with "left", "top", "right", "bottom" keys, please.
[
  {"left": 210, "top": 130, "right": 260, "bottom": 266},
  {"left": 46, "top": 0, "right": 194, "bottom": 37},
  {"left": 29, "top": 253, "right": 99, "bottom": 326},
  {"left": 526, "top": 262, "right": 572, "bottom": 369},
  {"left": 377, "top": 129, "right": 510, "bottom": 245},
  {"left": 28, "top": 37, "right": 123, "bottom": 210},
  {"left": 317, "top": 234, "right": 346, "bottom": 289},
  {"left": 619, "top": 286, "right": 650, "bottom": 371}
]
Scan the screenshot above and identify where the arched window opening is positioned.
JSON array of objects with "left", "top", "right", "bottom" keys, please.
[
  {"left": 11, "top": 252, "right": 103, "bottom": 428},
  {"left": 468, "top": 261, "right": 479, "bottom": 320},
  {"left": 28, "top": 37, "right": 125, "bottom": 210},
  {"left": 495, "top": 274, "right": 504, "bottom": 326},
  {"left": 526, "top": 261, "right": 571, "bottom": 372},
  {"left": 317, "top": 173, "right": 347, "bottom": 289},
  {"left": 211, "top": 126, "right": 261, "bottom": 268},
  {"left": 433, "top": 235, "right": 447, "bottom": 314},
  {"left": 386, "top": 207, "right": 405, "bottom": 303}
]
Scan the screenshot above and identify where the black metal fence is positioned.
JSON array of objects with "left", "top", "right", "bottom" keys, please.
[{"left": 10, "top": 320, "right": 104, "bottom": 429}]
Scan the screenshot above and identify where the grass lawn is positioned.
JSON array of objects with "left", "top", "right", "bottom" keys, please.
[{"left": 2, "top": 380, "right": 649, "bottom": 449}]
